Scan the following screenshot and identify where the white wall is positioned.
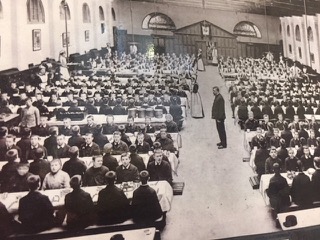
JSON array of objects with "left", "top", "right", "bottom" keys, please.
[
  {"left": 0, "top": 0, "right": 13, "bottom": 70},
  {"left": 112, "top": 0, "right": 281, "bottom": 45},
  {"left": 307, "top": 15, "right": 320, "bottom": 72},
  {"left": 281, "top": 14, "right": 320, "bottom": 72},
  {"left": 0, "top": 0, "right": 114, "bottom": 71}
]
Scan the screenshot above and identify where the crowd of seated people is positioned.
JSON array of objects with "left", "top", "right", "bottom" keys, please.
[
  {"left": 219, "top": 56, "right": 320, "bottom": 124},
  {"left": 247, "top": 113, "right": 320, "bottom": 176},
  {"left": 73, "top": 49, "right": 196, "bottom": 77},
  {"left": 0, "top": 169, "right": 165, "bottom": 237},
  {"left": 0, "top": 54, "right": 193, "bottom": 131},
  {"left": 0, "top": 50, "right": 195, "bottom": 238},
  {"left": 218, "top": 55, "right": 320, "bottom": 226}
]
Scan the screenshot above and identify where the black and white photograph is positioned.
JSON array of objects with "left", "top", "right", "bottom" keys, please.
[{"left": 1, "top": 0, "right": 320, "bottom": 240}]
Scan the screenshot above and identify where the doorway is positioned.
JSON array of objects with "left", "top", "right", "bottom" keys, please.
[{"left": 153, "top": 36, "right": 166, "bottom": 55}]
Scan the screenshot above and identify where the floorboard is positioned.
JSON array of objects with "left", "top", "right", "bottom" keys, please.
[{"left": 161, "top": 66, "right": 278, "bottom": 239}]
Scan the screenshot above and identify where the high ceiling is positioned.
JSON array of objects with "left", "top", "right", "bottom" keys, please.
[{"left": 130, "top": 0, "right": 320, "bottom": 17}]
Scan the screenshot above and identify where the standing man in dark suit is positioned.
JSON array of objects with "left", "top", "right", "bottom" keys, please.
[{"left": 212, "top": 86, "right": 227, "bottom": 149}]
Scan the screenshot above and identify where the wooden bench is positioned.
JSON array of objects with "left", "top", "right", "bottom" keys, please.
[{"left": 8, "top": 216, "right": 165, "bottom": 240}]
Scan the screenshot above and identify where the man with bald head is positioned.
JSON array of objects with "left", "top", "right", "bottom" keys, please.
[{"left": 212, "top": 86, "right": 227, "bottom": 149}]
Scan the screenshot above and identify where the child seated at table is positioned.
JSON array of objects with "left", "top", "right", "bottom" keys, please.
[
  {"left": 42, "top": 158, "right": 70, "bottom": 190},
  {"left": 284, "top": 148, "right": 299, "bottom": 172},
  {"left": 5, "top": 162, "right": 32, "bottom": 193},
  {"left": 64, "top": 175, "right": 95, "bottom": 230},
  {"left": 18, "top": 175, "right": 55, "bottom": 233}
]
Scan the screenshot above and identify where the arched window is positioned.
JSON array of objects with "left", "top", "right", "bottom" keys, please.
[
  {"left": 0, "top": 1, "right": 3, "bottom": 19},
  {"left": 111, "top": 8, "right": 116, "bottom": 21},
  {"left": 82, "top": 3, "right": 91, "bottom": 23},
  {"left": 279, "top": 24, "right": 282, "bottom": 34},
  {"left": 307, "top": 26, "right": 314, "bottom": 42},
  {"left": 295, "top": 25, "right": 301, "bottom": 41},
  {"left": 59, "top": 1, "right": 70, "bottom": 20},
  {"left": 287, "top": 25, "right": 290, "bottom": 37},
  {"left": 233, "top": 21, "right": 261, "bottom": 38},
  {"left": 99, "top": 6, "right": 105, "bottom": 21},
  {"left": 142, "top": 12, "right": 176, "bottom": 30},
  {"left": 27, "top": 0, "right": 45, "bottom": 23}
]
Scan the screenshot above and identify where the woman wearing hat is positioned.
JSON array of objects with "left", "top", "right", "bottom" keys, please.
[{"left": 58, "top": 50, "right": 70, "bottom": 80}]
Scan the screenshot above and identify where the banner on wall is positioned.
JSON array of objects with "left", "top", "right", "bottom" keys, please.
[{"left": 200, "top": 21, "right": 211, "bottom": 40}]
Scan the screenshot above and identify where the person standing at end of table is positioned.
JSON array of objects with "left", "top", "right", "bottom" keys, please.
[{"left": 212, "top": 86, "right": 227, "bottom": 149}]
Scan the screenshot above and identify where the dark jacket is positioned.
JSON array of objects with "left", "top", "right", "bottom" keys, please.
[
  {"left": 212, "top": 93, "right": 225, "bottom": 120},
  {"left": 132, "top": 184, "right": 163, "bottom": 223},
  {"left": 102, "top": 153, "right": 119, "bottom": 172},
  {"left": 65, "top": 188, "right": 95, "bottom": 230},
  {"left": 96, "top": 184, "right": 130, "bottom": 225},
  {"left": 312, "top": 169, "right": 320, "bottom": 201},
  {"left": 130, "top": 153, "right": 146, "bottom": 172},
  {"left": 52, "top": 144, "right": 70, "bottom": 159},
  {"left": 116, "top": 164, "right": 140, "bottom": 183},
  {"left": 291, "top": 172, "right": 313, "bottom": 207},
  {"left": 62, "top": 158, "right": 87, "bottom": 177},
  {"left": 147, "top": 160, "right": 172, "bottom": 184},
  {"left": 68, "top": 135, "right": 86, "bottom": 149},
  {"left": 18, "top": 191, "right": 55, "bottom": 233},
  {"left": 266, "top": 174, "right": 291, "bottom": 212},
  {"left": 80, "top": 142, "right": 101, "bottom": 157},
  {"left": 29, "top": 159, "right": 51, "bottom": 185}
]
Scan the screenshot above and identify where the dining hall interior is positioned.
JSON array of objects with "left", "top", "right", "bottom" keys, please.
[{"left": 1, "top": 0, "right": 320, "bottom": 239}]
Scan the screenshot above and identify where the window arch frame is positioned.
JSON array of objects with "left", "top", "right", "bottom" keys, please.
[
  {"left": 27, "top": 0, "right": 45, "bottom": 24},
  {"left": 82, "top": 3, "right": 91, "bottom": 23},
  {"left": 142, "top": 12, "right": 176, "bottom": 30},
  {"left": 99, "top": 6, "right": 105, "bottom": 21},
  {"left": 233, "top": 21, "right": 261, "bottom": 38},
  {"left": 59, "top": 1, "right": 71, "bottom": 21},
  {"left": 111, "top": 7, "right": 116, "bottom": 21},
  {"left": 307, "top": 26, "right": 314, "bottom": 42},
  {"left": 295, "top": 25, "right": 301, "bottom": 41},
  {"left": 279, "top": 24, "right": 282, "bottom": 34}
]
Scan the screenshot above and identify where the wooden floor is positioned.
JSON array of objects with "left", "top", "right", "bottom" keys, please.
[{"left": 161, "top": 66, "right": 278, "bottom": 239}]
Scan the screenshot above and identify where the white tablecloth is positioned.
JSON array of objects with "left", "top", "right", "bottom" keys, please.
[{"left": 1, "top": 180, "right": 173, "bottom": 213}]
